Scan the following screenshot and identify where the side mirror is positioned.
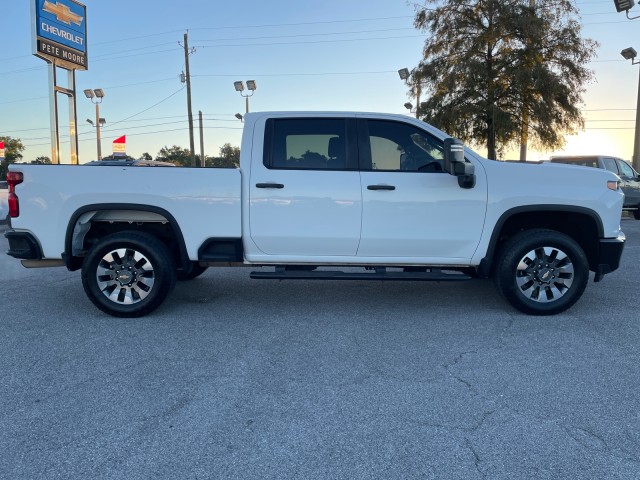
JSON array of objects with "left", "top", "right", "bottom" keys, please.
[
  {"left": 443, "top": 138, "right": 464, "bottom": 174},
  {"left": 444, "top": 137, "right": 476, "bottom": 189}
]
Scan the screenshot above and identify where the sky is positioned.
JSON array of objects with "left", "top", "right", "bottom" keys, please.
[{"left": 0, "top": 0, "right": 638, "bottom": 164}]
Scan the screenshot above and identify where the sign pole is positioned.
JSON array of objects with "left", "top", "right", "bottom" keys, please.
[
  {"left": 68, "top": 69, "right": 79, "bottom": 164},
  {"left": 48, "top": 61, "right": 61, "bottom": 164}
]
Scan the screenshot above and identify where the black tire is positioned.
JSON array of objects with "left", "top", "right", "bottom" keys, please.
[
  {"left": 633, "top": 209, "right": 640, "bottom": 220},
  {"left": 81, "top": 231, "right": 176, "bottom": 317},
  {"left": 176, "top": 262, "right": 208, "bottom": 281},
  {"left": 494, "top": 229, "right": 589, "bottom": 315}
]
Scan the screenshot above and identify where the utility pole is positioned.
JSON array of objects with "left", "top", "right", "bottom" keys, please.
[
  {"left": 183, "top": 32, "right": 196, "bottom": 167},
  {"left": 199, "top": 110, "right": 205, "bottom": 168}
]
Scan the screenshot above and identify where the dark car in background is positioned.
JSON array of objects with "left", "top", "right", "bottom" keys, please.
[{"left": 550, "top": 155, "right": 640, "bottom": 219}]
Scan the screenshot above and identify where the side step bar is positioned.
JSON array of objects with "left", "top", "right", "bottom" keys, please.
[{"left": 250, "top": 267, "right": 471, "bottom": 281}]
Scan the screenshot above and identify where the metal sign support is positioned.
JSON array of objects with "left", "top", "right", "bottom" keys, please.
[
  {"left": 48, "top": 61, "right": 61, "bottom": 164},
  {"left": 47, "top": 61, "right": 79, "bottom": 165}
]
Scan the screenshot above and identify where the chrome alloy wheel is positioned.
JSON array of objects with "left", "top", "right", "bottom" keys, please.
[
  {"left": 515, "top": 246, "right": 574, "bottom": 303},
  {"left": 96, "top": 248, "right": 155, "bottom": 305}
]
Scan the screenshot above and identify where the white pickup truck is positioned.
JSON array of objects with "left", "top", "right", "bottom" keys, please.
[{"left": 4, "top": 112, "right": 626, "bottom": 317}]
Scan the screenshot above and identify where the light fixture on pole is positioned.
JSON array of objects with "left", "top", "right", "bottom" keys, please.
[
  {"left": 398, "top": 67, "right": 421, "bottom": 118},
  {"left": 398, "top": 68, "right": 410, "bottom": 81},
  {"left": 621, "top": 47, "right": 640, "bottom": 171},
  {"left": 235, "top": 113, "right": 244, "bottom": 122},
  {"left": 84, "top": 88, "right": 105, "bottom": 160},
  {"left": 234, "top": 80, "right": 257, "bottom": 113},
  {"left": 613, "top": 0, "right": 639, "bottom": 19}
]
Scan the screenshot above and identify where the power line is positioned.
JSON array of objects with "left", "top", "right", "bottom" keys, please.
[
  {"left": 193, "top": 27, "right": 416, "bottom": 43},
  {"left": 192, "top": 70, "right": 399, "bottom": 78},
  {"left": 107, "top": 87, "right": 186, "bottom": 128},
  {"left": 189, "top": 15, "right": 415, "bottom": 32},
  {"left": 22, "top": 125, "right": 243, "bottom": 148},
  {"left": 2, "top": 114, "right": 240, "bottom": 135},
  {"left": 193, "top": 35, "right": 425, "bottom": 49},
  {"left": 86, "top": 15, "right": 416, "bottom": 48}
]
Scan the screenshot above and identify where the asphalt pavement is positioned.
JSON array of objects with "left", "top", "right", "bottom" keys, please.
[{"left": 1, "top": 218, "right": 639, "bottom": 479}]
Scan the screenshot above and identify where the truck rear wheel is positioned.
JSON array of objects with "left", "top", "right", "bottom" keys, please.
[
  {"left": 81, "top": 231, "right": 176, "bottom": 317},
  {"left": 494, "top": 229, "right": 589, "bottom": 315}
]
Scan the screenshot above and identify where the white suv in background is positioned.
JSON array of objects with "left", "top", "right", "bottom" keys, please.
[{"left": 0, "top": 180, "right": 8, "bottom": 224}]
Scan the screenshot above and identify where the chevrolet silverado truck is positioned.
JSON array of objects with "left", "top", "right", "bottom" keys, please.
[{"left": 4, "top": 112, "right": 626, "bottom": 317}]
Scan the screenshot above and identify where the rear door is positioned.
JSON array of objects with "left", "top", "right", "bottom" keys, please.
[{"left": 248, "top": 117, "right": 362, "bottom": 256}]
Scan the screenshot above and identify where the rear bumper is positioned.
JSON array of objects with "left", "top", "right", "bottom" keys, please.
[
  {"left": 594, "top": 232, "right": 625, "bottom": 282},
  {"left": 4, "top": 230, "right": 43, "bottom": 260}
]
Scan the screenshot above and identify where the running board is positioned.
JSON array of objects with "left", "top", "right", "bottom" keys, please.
[{"left": 250, "top": 267, "right": 471, "bottom": 281}]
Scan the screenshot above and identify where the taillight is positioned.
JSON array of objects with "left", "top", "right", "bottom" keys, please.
[{"left": 6, "top": 172, "right": 23, "bottom": 218}]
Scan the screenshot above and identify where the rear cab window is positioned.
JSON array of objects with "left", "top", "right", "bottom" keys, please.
[{"left": 263, "top": 118, "right": 358, "bottom": 170}]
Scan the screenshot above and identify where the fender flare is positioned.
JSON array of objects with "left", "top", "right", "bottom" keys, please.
[
  {"left": 63, "top": 203, "right": 189, "bottom": 271},
  {"left": 476, "top": 204, "right": 604, "bottom": 277}
]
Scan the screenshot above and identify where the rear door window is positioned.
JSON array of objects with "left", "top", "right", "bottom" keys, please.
[{"left": 264, "top": 118, "right": 357, "bottom": 170}]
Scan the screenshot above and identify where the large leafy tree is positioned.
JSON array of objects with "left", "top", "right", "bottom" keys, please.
[
  {"left": 30, "top": 156, "right": 52, "bottom": 164},
  {"left": 0, "top": 136, "right": 25, "bottom": 179},
  {"left": 206, "top": 143, "right": 240, "bottom": 168},
  {"left": 156, "top": 145, "right": 193, "bottom": 167},
  {"left": 411, "top": 0, "right": 597, "bottom": 159}
]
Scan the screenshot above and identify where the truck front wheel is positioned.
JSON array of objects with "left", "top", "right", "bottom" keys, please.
[
  {"left": 81, "top": 231, "right": 176, "bottom": 317},
  {"left": 494, "top": 229, "right": 589, "bottom": 315},
  {"left": 176, "top": 262, "right": 208, "bottom": 281}
]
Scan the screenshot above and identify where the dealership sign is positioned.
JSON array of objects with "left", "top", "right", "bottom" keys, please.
[
  {"left": 32, "top": 0, "right": 87, "bottom": 70},
  {"left": 113, "top": 136, "right": 126, "bottom": 156},
  {"left": 0, "top": 141, "right": 5, "bottom": 159}
]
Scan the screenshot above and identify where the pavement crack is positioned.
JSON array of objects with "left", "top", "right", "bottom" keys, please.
[
  {"left": 498, "top": 315, "right": 516, "bottom": 347},
  {"left": 464, "top": 408, "right": 498, "bottom": 433},
  {"left": 442, "top": 350, "right": 478, "bottom": 394},
  {"left": 464, "top": 437, "right": 487, "bottom": 479}
]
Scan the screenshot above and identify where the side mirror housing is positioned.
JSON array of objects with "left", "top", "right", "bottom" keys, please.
[
  {"left": 443, "top": 138, "right": 464, "bottom": 174},
  {"left": 444, "top": 137, "right": 476, "bottom": 189}
]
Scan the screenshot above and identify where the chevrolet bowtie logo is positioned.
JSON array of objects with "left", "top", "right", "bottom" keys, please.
[{"left": 42, "top": 1, "right": 83, "bottom": 26}]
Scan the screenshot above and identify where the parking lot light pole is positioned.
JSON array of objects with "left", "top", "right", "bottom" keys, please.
[
  {"left": 621, "top": 48, "right": 640, "bottom": 171},
  {"left": 84, "top": 88, "right": 105, "bottom": 160},
  {"left": 234, "top": 80, "right": 257, "bottom": 113},
  {"left": 398, "top": 68, "right": 421, "bottom": 119}
]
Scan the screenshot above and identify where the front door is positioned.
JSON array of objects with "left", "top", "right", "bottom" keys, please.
[{"left": 357, "top": 118, "right": 487, "bottom": 261}]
